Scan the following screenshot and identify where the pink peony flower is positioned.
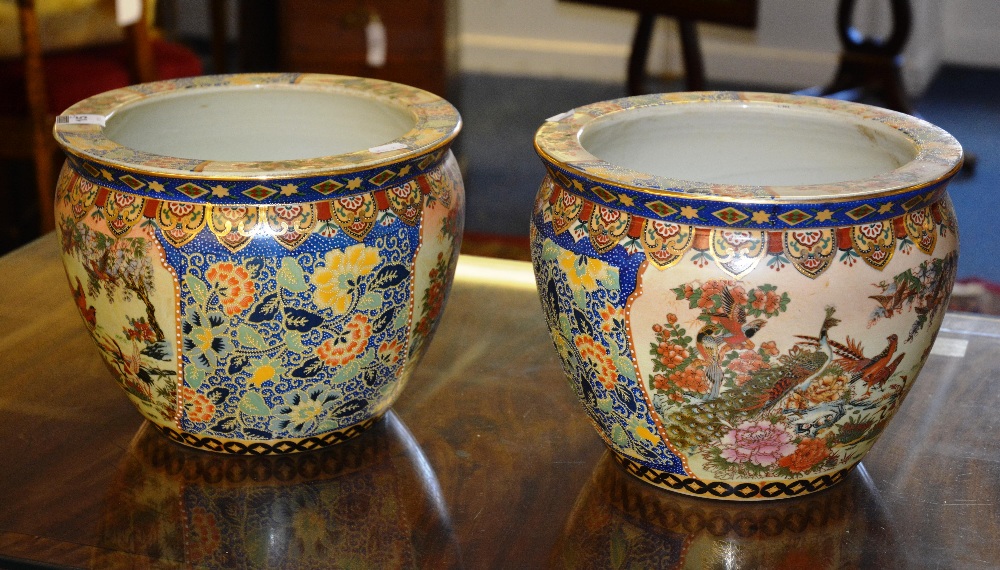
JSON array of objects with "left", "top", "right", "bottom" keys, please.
[{"left": 719, "top": 420, "right": 796, "bottom": 466}]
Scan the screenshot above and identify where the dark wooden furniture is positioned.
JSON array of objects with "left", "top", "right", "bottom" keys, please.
[
  {"left": 275, "top": 0, "right": 454, "bottom": 97},
  {"left": 801, "top": 0, "right": 976, "bottom": 175},
  {"left": 3, "top": 235, "right": 1000, "bottom": 567},
  {"left": 0, "top": 0, "right": 203, "bottom": 234},
  {"left": 802, "top": 0, "right": 914, "bottom": 114},
  {"left": 560, "top": 0, "right": 758, "bottom": 94}
]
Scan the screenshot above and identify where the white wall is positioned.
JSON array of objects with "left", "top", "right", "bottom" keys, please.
[
  {"left": 458, "top": 0, "right": 995, "bottom": 94},
  {"left": 941, "top": 0, "right": 1000, "bottom": 67},
  {"left": 458, "top": 1, "right": 677, "bottom": 83}
]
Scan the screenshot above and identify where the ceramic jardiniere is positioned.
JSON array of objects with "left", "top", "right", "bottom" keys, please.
[
  {"left": 54, "top": 73, "right": 463, "bottom": 454},
  {"left": 530, "top": 92, "right": 962, "bottom": 500}
]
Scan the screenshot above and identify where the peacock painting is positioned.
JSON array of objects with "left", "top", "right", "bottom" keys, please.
[{"left": 647, "top": 279, "right": 913, "bottom": 480}]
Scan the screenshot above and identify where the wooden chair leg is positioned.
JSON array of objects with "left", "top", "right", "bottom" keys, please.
[
  {"left": 18, "top": 0, "right": 55, "bottom": 232},
  {"left": 627, "top": 13, "right": 707, "bottom": 95},
  {"left": 32, "top": 137, "right": 56, "bottom": 232},
  {"left": 210, "top": 0, "right": 229, "bottom": 73},
  {"left": 626, "top": 12, "right": 655, "bottom": 96},
  {"left": 677, "top": 19, "right": 705, "bottom": 91}
]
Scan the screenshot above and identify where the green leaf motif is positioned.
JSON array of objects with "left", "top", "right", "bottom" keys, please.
[
  {"left": 184, "top": 363, "right": 205, "bottom": 389},
  {"left": 331, "top": 359, "right": 362, "bottom": 384},
  {"left": 317, "top": 419, "right": 340, "bottom": 432},
  {"left": 285, "top": 330, "right": 306, "bottom": 353},
  {"left": 239, "top": 391, "right": 271, "bottom": 416},
  {"left": 278, "top": 257, "right": 308, "bottom": 292},
  {"left": 357, "top": 292, "right": 383, "bottom": 311},
  {"left": 184, "top": 274, "right": 210, "bottom": 308},
  {"left": 394, "top": 306, "right": 410, "bottom": 329},
  {"left": 237, "top": 324, "right": 268, "bottom": 351}
]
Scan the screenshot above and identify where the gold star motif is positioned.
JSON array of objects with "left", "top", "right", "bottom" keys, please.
[
  {"left": 279, "top": 183, "right": 299, "bottom": 197},
  {"left": 572, "top": 179, "right": 584, "bottom": 192},
  {"left": 346, "top": 177, "right": 362, "bottom": 190},
  {"left": 680, "top": 205, "right": 700, "bottom": 220},
  {"left": 815, "top": 209, "right": 835, "bottom": 222},
  {"left": 101, "top": 169, "right": 114, "bottom": 181},
  {"left": 398, "top": 165, "right": 411, "bottom": 176},
  {"left": 879, "top": 202, "right": 894, "bottom": 214},
  {"left": 751, "top": 210, "right": 771, "bottom": 224},
  {"left": 211, "top": 184, "right": 230, "bottom": 198},
  {"left": 618, "top": 194, "right": 635, "bottom": 207},
  {"left": 148, "top": 181, "right": 165, "bottom": 193}
]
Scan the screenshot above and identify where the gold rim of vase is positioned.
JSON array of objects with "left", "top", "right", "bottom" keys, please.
[
  {"left": 53, "top": 73, "right": 462, "bottom": 181},
  {"left": 533, "top": 91, "right": 963, "bottom": 205}
]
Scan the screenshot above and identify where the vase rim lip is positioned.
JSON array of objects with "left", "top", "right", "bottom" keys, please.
[
  {"left": 52, "top": 73, "right": 462, "bottom": 180},
  {"left": 533, "top": 91, "right": 963, "bottom": 203}
]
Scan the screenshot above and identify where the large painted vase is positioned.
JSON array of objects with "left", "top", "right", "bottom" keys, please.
[
  {"left": 53, "top": 73, "right": 463, "bottom": 454},
  {"left": 530, "top": 92, "right": 962, "bottom": 500}
]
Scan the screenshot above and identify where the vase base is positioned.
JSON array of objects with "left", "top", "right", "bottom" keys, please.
[
  {"left": 610, "top": 452, "right": 856, "bottom": 501},
  {"left": 150, "top": 415, "right": 384, "bottom": 455}
]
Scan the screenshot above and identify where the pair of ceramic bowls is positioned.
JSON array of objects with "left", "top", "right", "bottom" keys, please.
[{"left": 53, "top": 74, "right": 962, "bottom": 500}]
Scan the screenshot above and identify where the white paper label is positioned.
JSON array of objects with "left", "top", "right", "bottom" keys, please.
[
  {"left": 115, "top": 0, "right": 143, "bottom": 26},
  {"left": 369, "top": 142, "right": 407, "bottom": 154},
  {"left": 56, "top": 114, "right": 107, "bottom": 127},
  {"left": 366, "top": 13, "right": 387, "bottom": 68}
]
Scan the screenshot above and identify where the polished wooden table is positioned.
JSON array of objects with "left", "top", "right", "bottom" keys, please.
[{"left": 2, "top": 235, "right": 1000, "bottom": 568}]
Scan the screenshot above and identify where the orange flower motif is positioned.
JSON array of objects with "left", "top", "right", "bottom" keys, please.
[
  {"left": 317, "top": 314, "right": 372, "bottom": 367},
  {"left": 670, "top": 366, "right": 710, "bottom": 393},
  {"left": 701, "top": 280, "right": 728, "bottom": 299},
  {"left": 574, "top": 334, "right": 617, "bottom": 389},
  {"left": 777, "top": 438, "right": 831, "bottom": 473},
  {"left": 180, "top": 386, "right": 216, "bottom": 423},
  {"left": 656, "top": 342, "right": 689, "bottom": 369},
  {"left": 598, "top": 303, "right": 624, "bottom": 333},
  {"left": 205, "top": 261, "right": 256, "bottom": 315},
  {"left": 378, "top": 338, "right": 405, "bottom": 366},
  {"left": 752, "top": 288, "right": 782, "bottom": 314},
  {"left": 697, "top": 291, "right": 719, "bottom": 310},
  {"left": 761, "top": 340, "right": 780, "bottom": 356},
  {"left": 730, "top": 350, "right": 766, "bottom": 385},
  {"left": 732, "top": 286, "right": 749, "bottom": 306},
  {"left": 681, "top": 284, "right": 695, "bottom": 299},
  {"left": 653, "top": 374, "right": 671, "bottom": 390}
]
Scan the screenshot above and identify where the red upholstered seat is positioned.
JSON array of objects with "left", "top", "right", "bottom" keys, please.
[{"left": 0, "top": 37, "right": 202, "bottom": 116}]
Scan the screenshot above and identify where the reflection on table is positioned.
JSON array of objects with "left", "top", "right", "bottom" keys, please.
[
  {"left": 554, "top": 453, "right": 896, "bottom": 568},
  {"left": 95, "top": 412, "right": 459, "bottom": 568}
]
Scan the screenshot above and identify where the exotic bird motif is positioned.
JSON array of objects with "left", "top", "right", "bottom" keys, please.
[
  {"left": 829, "top": 334, "right": 905, "bottom": 398},
  {"left": 71, "top": 276, "right": 97, "bottom": 330},
  {"left": 696, "top": 287, "right": 767, "bottom": 400},
  {"left": 665, "top": 307, "right": 841, "bottom": 452},
  {"left": 757, "top": 306, "right": 841, "bottom": 411},
  {"left": 869, "top": 280, "right": 916, "bottom": 317}
]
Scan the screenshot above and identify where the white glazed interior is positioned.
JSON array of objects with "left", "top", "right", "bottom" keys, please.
[
  {"left": 103, "top": 87, "right": 416, "bottom": 162},
  {"left": 579, "top": 105, "right": 920, "bottom": 186}
]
